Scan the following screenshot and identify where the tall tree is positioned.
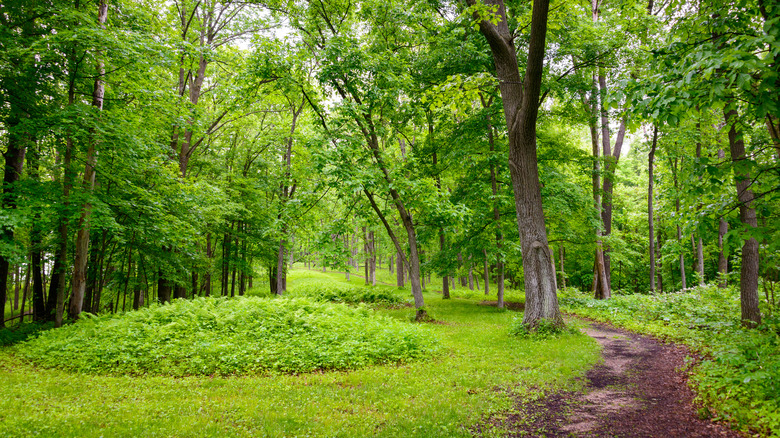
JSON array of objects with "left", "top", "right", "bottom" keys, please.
[
  {"left": 469, "top": 0, "right": 563, "bottom": 326},
  {"left": 69, "top": 0, "right": 108, "bottom": 320}
]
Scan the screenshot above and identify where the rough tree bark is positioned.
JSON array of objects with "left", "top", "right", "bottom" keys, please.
[
  {"left": 724, "top": 108, "right": 761, "bottom": 327},
  {"left": 469, "top": 0, "right": 562, "bottom": 327}
]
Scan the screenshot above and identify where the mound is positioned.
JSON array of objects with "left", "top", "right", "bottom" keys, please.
[{"left": 16, "top": 297, "right": 439, "bottom": 376}]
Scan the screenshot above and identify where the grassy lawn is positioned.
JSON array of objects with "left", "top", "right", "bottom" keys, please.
[{"left": 0, "top": 269, "right": 599, "bottom": 437}]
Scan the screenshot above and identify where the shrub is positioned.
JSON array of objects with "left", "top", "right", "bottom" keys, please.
[{"left": 15, "top": 297, "right": 439, "bottom": 376}]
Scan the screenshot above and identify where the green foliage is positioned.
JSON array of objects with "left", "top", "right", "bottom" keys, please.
[
  {"left": 0, "top": 321, "right": 55, "bottom": 347},
  {"left": 15, "top": 297, "right": 439, "bottom": 376},
  {"left": 561, "top": 286, "right": 780, "bottom": 435},
  {"left": 287, "top": 282, "right": 404, "bottom": 305}
]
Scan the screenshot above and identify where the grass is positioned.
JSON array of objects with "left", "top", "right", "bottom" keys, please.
[
  {"left": 0, "top": 268, "right": 600, "bottom": 437},
  {"left": 560, "top": 284, "right": 780, "bottom": 436}
]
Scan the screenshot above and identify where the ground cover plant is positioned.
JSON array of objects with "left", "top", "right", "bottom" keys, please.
[
  {"left": 560, "top": 285, "right": 780, "bottom": 435},
  {"left": 15, "top": 296, "right": 438, "bottom": 376},
  {"left": 0, "top": 270, "right": 600, "bottom": 437}
]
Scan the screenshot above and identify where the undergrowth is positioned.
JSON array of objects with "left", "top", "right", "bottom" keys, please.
[
  {"left": 15, "top": 297, "right": 439, "bottom": 376},
  {"left": 0, "top": 321, "right": 55, "bottom": 347},
  {"left": 560, "top": 285, "right": 780, "bottom": 435}
]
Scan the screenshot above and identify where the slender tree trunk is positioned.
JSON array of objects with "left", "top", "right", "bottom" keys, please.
[
  {"left": 648, "top": 126, "right": 658, "bottom": 293},
  {"left": 55, "top": 133, "right": 74, "bottom": 327},
  {"left": 591, "top": 81, "right": 610, "bottom": 300},
  {"left": 19, "top": 264, "right": 30, "bottom": 325},
  {"left": 483, "top": 249, "right": 490, "bottom": 296},
  {"left": 559, "top": 245, "right": 566, "bottom": 289},
  {"left": 204, "top": 233, "right": 212, "bottom": 296},
  {"left": 368, "top": 230, "right": 376, "bottom": 285},
  {"left": 716, "top": 149, "right": 729, "bottom": 288},
  {"left": 83, "top": 236, "right": 100, "bottom": 313},
  {"left": 468, "top": 255, "right": 474, "bottom": 290},
  {"left": 718, "top": 216, "right": 729, "bottom": 288},
  {"left": 657, "top": 227, "right": 664, "bottom": 294},
  {"left": 668, "top": 156, "right": 687, "bottom": 290},
  {"left": 724, "top": 108, "right": 761, "bottom": 327},
  {"left": 69, "top": 0, "right": 108, "bottom": 320},
  {"left": 29, "top": 145, "right": 46, "bottom": 321},
  {"left": 396, "top": 249, "right": 404, "bottom": 287},
  {"left": 276, "top": 232, "right": 286, "bottom": 295},
  {"left": 483, "top": 99, "right": 505, "bottom": 307},
  {"left": 440, "top": 233, "right": 450, "bottom": 299},
  {"left": 457, "top": 253, "right": 466, "bottom": 286}
]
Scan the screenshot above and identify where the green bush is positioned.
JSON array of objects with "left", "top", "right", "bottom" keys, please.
[
  {"left": 288, "top": 283, "right": 404, "bottom": 305},
  {"left": 560, "top": 285, "right": 780, "bottom": 435},
  {"left": 15, "top": 297, "right": 439, "bottom": 376}
]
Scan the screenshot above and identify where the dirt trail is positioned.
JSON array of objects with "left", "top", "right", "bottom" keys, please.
[{"left": 489, "top": 322, "right": 744, "bottom": 437}]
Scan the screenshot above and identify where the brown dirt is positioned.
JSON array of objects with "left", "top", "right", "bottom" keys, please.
[{"left": 478, "top": 322, "right": 745, "bottom": 437}]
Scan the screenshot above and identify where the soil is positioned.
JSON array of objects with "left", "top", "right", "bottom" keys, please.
[{"left": 479, "top": 321, "right": 745, "bottom": 437}]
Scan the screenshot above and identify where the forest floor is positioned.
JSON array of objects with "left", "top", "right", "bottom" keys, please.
[{"left": 485, "top": 320, "right": 745, "bottom": 437}]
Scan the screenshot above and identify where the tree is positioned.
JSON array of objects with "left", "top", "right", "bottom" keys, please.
[{"left": 468, "top": 0, "right": 563, "bottom": 327}]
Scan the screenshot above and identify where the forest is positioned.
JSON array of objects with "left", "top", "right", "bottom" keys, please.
[{"left": 0, "top": 0, "right": 778, "bottom": 436}]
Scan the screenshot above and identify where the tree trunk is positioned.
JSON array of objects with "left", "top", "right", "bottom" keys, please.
[
  {"left": 718, "top": 217, "right": 729, "bottom": 288},
  {"left": 483, "top": 249, "right": 490, "bottom": 296},
  {"left": 724, "top": 108, "right": 761, "bottom": 327},
  {"left": 669, "top": 156, "right": 687, "bottom": 291},
  {"left": 484, "top": 99, "right": 505, "bottom": 307},
  {"left": 457, "top": 253, "right": 466, "bottom": 286},
  {"left": 440, "top": 233, "right": 450, "bottom": 299},
  {"left": 717, "top": 149, "right": 729, "bottom": 288},
  {"left": 19, "top": 264, "right": 30, "bottom": 325},
  {"left": 158, "top": 274, "right": 172, "bottom": 303},
  {"left": 558, "top": 245, "right": 566, "bottom": 289},
  {"left": 368, "top": 230, "right": 376, "bottom": 285},
  {"left": 591, "top": 76, "right": 610, "bottom": 300},
  {"left": 276, "top": 235, "right": 286, "bottom": 295},
  {"left": 396, "top": 249, "right": 404, "bottom": 287},
  {"left": 69, "top": 0, "right": 108, "bottom": 320},
  {"left": 204, "top": 233, "right": 212, "bottom": 297},
  {"left": 657, "top": 228, "right": 664, "bottom": 294},
  {"left": 648, "top": 126, "right": 658, "bottom": 293},
  {"left": 0, "top": 118, "right": 28, "bottom": 328},
  {"left": 468, "top": 255, "right": 474, "bottom": 290},
  {"left": 29, "top": 146, "right": 46, "bottom": 321},
  {"left": 54, "top": 134, "right": 74, "bottom": 327}
]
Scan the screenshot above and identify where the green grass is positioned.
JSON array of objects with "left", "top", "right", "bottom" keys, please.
[
  {"left": 560, "top": 285, "right": 780, "bottom": 436},
  {"left": 0, "top": 269, "right": 600, "bottom": 437}
]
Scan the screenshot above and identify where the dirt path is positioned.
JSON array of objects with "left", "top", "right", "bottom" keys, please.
[{"left": 490, "top": 322, "right": 744, "bottom": 437}]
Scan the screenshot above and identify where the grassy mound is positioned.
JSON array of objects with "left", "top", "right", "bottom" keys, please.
[
  {"left": 16, "top": 297, "right": 439, "bottom": 376},
  {"left": 288, "top": 282, "right": 404, "bottom": 305},
  {"left": 560, "top": 285, "right": 780, "bottom": 435}
]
